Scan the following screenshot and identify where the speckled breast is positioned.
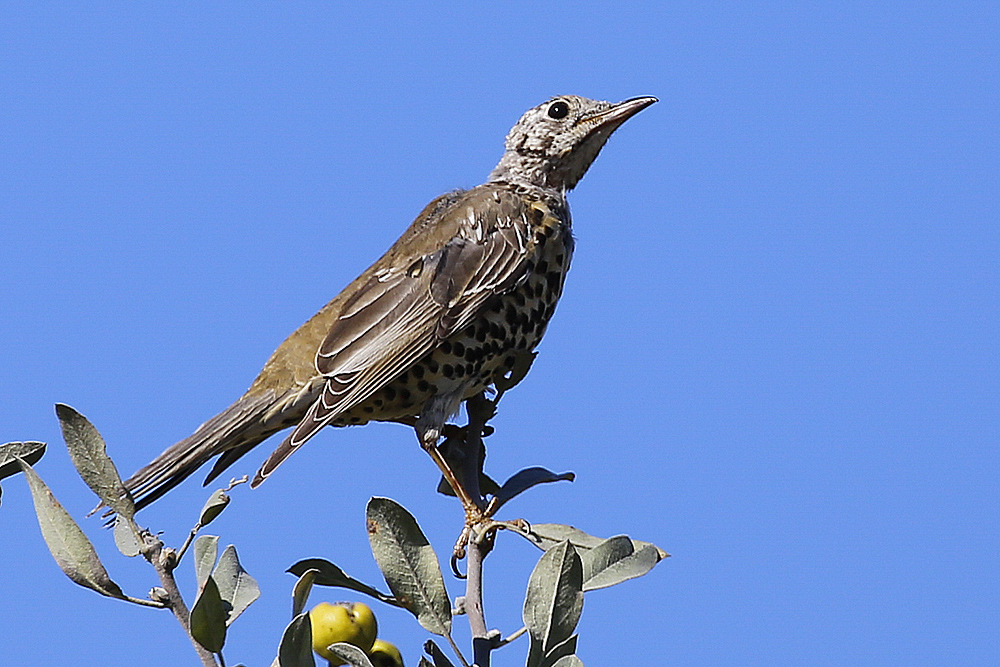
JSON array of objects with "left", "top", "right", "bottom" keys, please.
[{"left": 332, "top": 209, "right": 573, "bottom": 426}]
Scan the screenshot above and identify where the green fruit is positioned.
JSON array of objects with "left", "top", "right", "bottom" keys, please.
[
  {"left": 309, "top": 601, "right": 378, "bottom": 664},
  {"left": 369, "top": 639, "right": 404, "bottom": 667}
]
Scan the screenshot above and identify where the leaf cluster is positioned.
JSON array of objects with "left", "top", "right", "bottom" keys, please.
[
  {"left": 3, "top": 397, "right": 666, "bottom": 667},
  {"left": 2, "top": 406, "right": 260, "bottom": 667}
]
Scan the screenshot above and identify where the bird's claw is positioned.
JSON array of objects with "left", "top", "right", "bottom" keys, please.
[{"left": 453, "top": 516, "right": 531, "bottom": 557}]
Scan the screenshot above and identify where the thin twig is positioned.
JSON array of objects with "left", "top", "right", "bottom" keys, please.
[
  {"left": 122, "top": 594, "right": 166, "bottom": 608},
  {"left": 499, "top": 626, "right": 528, "bottom": 647},
  {"left": 445, "top": 633, "right": 472, "bottom": 667},
  {"left": 222, "top": 475, "right": 248, "bottom": 492}
]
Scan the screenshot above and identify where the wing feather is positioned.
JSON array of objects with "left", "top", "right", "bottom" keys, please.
[{"left": 251, "top": 186, "right": 543, "bottom": 486}]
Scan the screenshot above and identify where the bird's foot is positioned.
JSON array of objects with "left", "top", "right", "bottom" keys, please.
[{"left": 451, "top": 508, "right": 531, "bottom": 559}]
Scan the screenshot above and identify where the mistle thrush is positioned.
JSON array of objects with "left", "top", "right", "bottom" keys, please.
[{"left": 122, "top": 95, "right": 656, "bottom": 511}]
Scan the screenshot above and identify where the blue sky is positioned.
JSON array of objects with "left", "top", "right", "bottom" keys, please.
[{"left": 2, "top": 2, "right": 997, "bottom": 666}]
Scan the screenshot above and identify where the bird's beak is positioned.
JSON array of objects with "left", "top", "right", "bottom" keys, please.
[{"left": 583, "top": 96, "right": 658, "bottom": 133}]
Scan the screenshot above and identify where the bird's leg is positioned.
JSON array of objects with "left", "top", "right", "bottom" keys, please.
[
  {"left": 461, "top": 393, "right": 536, "bottom": 545},
  {"left": 418, "top": 425, "right": 486, "bottom": 526}
]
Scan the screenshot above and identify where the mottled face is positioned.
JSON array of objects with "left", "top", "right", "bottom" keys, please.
[{"left": 489, "top": 95, "right": 656, "bottom": 191}]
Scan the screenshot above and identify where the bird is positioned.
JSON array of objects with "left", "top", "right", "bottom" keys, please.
[{"left": 120, "top": 94, "right": 656, "bottom": 514}]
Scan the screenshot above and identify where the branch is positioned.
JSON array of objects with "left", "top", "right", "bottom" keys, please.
[{"left": 140, "top": 531, "right": 219, "bottom": 667}]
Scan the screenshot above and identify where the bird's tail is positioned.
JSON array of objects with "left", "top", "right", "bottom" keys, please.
[{"left": 115, "top": 390, "right": 291, "bottom": 513}]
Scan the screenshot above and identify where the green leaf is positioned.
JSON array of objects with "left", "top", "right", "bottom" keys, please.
[
  {"left": 112, "top": 515, "right": 141, "bottom": 557},
  {"left": 287, "top": 558, "right": 399, "bottom": 606},
  {"left": 581, "top": 536, "right": 662, "bottom": 591},
  {"left": 491, "top": 467, "right": 574, "bottom": 510},
  {"left": 523, "top": 541, "right": 583, "bottom": 665},
  {"left": 527, "top": 524, "right": 669, "bottom": 560},
  {"left": 328, "top": 642, "right": 376, "bottom": 667},
  {"left": 277, "top": 613, "right": 315, "bottom": 667},
  {"left": 18, "top": 459, "right": 125, "bottom": 599},
  {"left": 55, "top": 404, "right": 135, "bottom": 519},
  {"left": 199, "top": 489, "right": 231, "bottom": 526},
  {"left": 0, "top": 441, "right": 46, "bottom": 481},
  {"left": 550, "top": 656, "right": 583, "bottom": 667},
  {"left": 213, "top": 544, "right": 260, "bottom": 625},
  {"left": 366, "top": 497, "right": 451, "bottom": 636},
  {"left": 190, "top": 575, "right": 228, "bottom": 653},
  {"left": 291, "top": 568, "right": 318, "bottom": 618},
  {"left": 194, "top": 535, "right": 219, "bottom": 590}
]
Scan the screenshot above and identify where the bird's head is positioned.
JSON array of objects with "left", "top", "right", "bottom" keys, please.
[{"left": 489, "top": 95, "right": 656, "bottom": 191}]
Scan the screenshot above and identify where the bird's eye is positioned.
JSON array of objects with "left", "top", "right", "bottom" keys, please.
[{"left": 547, "top": 101, "right": 570, "bottom": 119}]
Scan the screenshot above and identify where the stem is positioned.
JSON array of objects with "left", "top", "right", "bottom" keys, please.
[
  {"left": 462, "top": 393, "right": 493, "bottom": 510},
  {"left": 140, "top": 532, "right": 218, "bottom": 667},
  {"left": 466, "top": 539, "right": 491, "bottom": 667},
  {"left": 462, "top": 394, "right": 496, "bottom": 667},
  {"left": 175, "top": 524, "right": 200, "bottom": 564}
]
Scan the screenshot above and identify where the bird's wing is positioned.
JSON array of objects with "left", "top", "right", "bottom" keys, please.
[{"left": 251, "top": 186, "right": 539, "bottom": 486}]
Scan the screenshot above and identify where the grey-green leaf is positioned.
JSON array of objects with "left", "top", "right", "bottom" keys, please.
[
  {"left": 538, "top": 634, "right": 578, "bottom": 667},
  {"left": 436, "top": 471, "right": 501, "bottom": 499},
  {"left": 494, "top": 350, "right": 537, "bottom": 394},
  {"left": 422, "top": 640, "right": 455, "bottom": 667},
  {"left": 581, "top": 536, "right": 661, "bottom": 591},
  {"left": 491, "top": 467, "right": 574, "bottom": 510},
  {"left": 190, "top": 575, "right": 228, "bottom": 653},
  {"left": 550, "top": 656, "right": 583, "bottom": 667},
  {"left": 199, "top": 489, "right": 231, "bottom": 527},
  {"left": 112, "top": 515, "right": 141, "bottom": 557},
  {"left": 527, "top": 524, "right": 669, "bottom": 560},
  {"left": 528, "top": 635, "right": 544, "bottom": 667},
  {"left": 366, "top": 497, "right": 451, "bottom": 636},
  {"left": 55, "top": 404, "right": 135, "bottom": 519},
  {"left": 292, "top": 568, "right": 318, "bottom": 618},
  {"left": 523, "top": 541, "right": 583, "bottom": 660},
  {"left": 18, "top": 459, "right": 125, "bottom": 599},
  {"left": 213, "top": 544, "right": 260, "bottom": 625},
  {"left": 287, "top": 558, "right": 400, "bottom": 607},
  {"left": 0, "top": 441, "right": 46, "bottom": 481},
  {"left": 328, "top": 642, "right": 376, "bottom": 667},
  {"left": 581, "top": 535, "right": 632, "bottom": 583},
  {"left": 194, "top": 535, "right": 219, "bottom": 590},
  {"left": 278, "top": 613, "right": 316, "bottom": 667}
]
